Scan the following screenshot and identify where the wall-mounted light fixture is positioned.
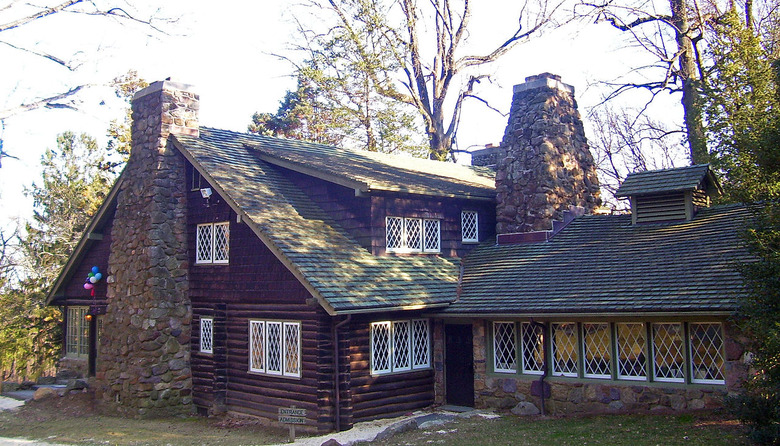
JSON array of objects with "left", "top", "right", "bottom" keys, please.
[{"left": 200, "top": 187, "right": 213, "bottom": 199}]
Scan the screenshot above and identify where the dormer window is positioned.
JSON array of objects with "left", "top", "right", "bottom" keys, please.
[
  {"left": 461, "top": 211, "right": 479, "bottom": 243},
  {"left": 386, "top": 217, "right": 440, "bottom": 253}
]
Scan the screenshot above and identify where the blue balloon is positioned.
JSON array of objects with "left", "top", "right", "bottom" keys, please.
[
  {"left": 91, "top": 266, "right": 100, "bottom": 274},
  {"left": 94, "top": 273, "right": 102, "bottom": 281}
]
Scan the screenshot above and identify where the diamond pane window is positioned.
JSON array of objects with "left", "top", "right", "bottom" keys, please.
[
  {"left": 386, "top": 217, "right": 403, "bottom": 250},
  {"left": 66, "top": 306, "right": 89, "bottom": 358},
  {"left": 371, "top": 322, "right": 392, "bottom": 374},
  {"left": 200, "top": 317, "right": 213, "bottom": 354},
  {"left": 412, "top": 319, "right": 430, "bottom": 368},
  {"left": 551, "top": 323, "right": 578, "bottom": 377},
  {"left": 652, "top": 323, "right": 685, "bottom": 382},
  {"left": 196, "top": 224, "right": 213, "bottom": 263},
  {"left": 520, "top": 322, "right": 544, "bottom": 375},
  {"left": 266, "top": 322, "right": 283, "bottom": 375},
  {"left": 386, "top": 217, "right": 440, "bottom": 253},
  {"left": 689, "top": 323, "right": 725, "bottom": 384},
  {"left": 371, "top": 319, "right": 431, "bottom": 374},
  {"left": 393, "top": 321, "right": 411, "bottom": 372},
  {"left": 283, "top": 322, "right": 301, "bottom": 378},
  {"left": 493, "top": 322, "right": 517, "bottom": 373},
  {"left": 405, "top": 218, "right": 422, "bottom": 251},
  {"left": 213, "top": 222, "right": 229, "bottom": 263},
  {"left": 583, "top": 323, "right": 611, "bottom": 379},
  {"left": 423, "top": 219, "right": 440, "bottom": 252},
  {"left": 196, "top": 222, "right": 229, "bottom": 264},
  {"left": 461, "top": 211, "right": 478, "bottom": 242},
  {"left": 616, "top": 323, "right": 647, "bottom": 380},
  {"left": 249, "top": 321, "right": 265, "bottom": 372}
]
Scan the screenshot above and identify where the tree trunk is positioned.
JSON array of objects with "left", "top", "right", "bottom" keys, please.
[{"left": 671, "top": 0, "right": 709, "bottom": 165}]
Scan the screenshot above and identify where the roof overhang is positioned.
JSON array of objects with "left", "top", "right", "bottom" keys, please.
[{"left": 428, "top": 310, "right": 735, "bottom": 320}]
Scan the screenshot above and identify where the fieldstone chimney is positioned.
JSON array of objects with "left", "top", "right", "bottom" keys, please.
[
  {"left": 96, "top": 81, "right": 197, "bottom": 416},
  {"left": 495, "top": 73, "right": 601, "bottom": 234}
]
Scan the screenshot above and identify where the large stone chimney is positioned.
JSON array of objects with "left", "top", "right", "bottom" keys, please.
[
  {"left": 495, "top": 73, "right": 600, "bottom": 234},
  {"left": 97, "top": 81, "right": 197, "bottom": 416}
]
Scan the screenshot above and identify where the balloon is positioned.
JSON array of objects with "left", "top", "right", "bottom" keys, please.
[
  {"left": 89, "top": 276, "right": 98, "bottom": 284},
  {"left": 94, "top": 273, "right": 102, "bottom": 281},
  {"left": 84, "top": 283, "right": 94, "bottom": 290},
  {"left": 88, "top": 272, "right": 94, "bottom": 278},
  {"left": 92, "top": 266, "right": 99, "bottom": 274}
]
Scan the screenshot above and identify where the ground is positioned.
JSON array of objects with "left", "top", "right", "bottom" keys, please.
[{"left": 0, "top": 392, "right": 753, "bottom": 446}]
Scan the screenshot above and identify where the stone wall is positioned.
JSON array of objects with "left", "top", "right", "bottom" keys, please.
[
  {"left": 95, "top": 81, "right": 198, "bottom": 417},
  {"left": 495, "top": 73, "right": 601, "bottom": 234}
]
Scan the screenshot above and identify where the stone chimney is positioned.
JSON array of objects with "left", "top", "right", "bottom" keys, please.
[
  {"left": 495, "top": 73, "right": 601, "bottom": 234},
  {"left": 97, "top": 81, "right": 197, "bottom": 416}
]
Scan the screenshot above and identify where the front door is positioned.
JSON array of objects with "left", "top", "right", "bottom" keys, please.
[{"left": 445, "top": 324, "right": 474, "bottom": 407}]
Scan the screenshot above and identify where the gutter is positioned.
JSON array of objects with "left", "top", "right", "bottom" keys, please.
[
  {"left": 530, "top": 319, "right": 548, "bottom": 416},
  {"left": 333, "top": 315, "right": 351, "bottom": 432}
]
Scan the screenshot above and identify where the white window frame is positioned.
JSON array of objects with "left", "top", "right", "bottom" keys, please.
[
  {"left": 248, "top": 320, "right": 301, "bottom": 378},
  {"left": 461, "top": 210, "right": 479, "bottom": 243},
  {"left": 689, "top": 323, "right": 726, "bottom": 385},
  {"left": 371, "top": 319, "right": 431, "bottom": 375},
  {"left": 651, "top": 322, "right": 685, "bottom": 383},
  {"left": 66, "top": 306, "right": 89, "bottom": 358},
  {"left": 616, "top": 322, "right": 647, "bottom": 381},
  {"left": 196, "top": 222, "right": 229, "bottom": 264},
  {"left": 200, "top": 317, "right": 213, "bottom": 354},
  {"left": 520, "top": 322, "right": 545, "bottom": 375},
  {"left": 551, "top": 322, "right": 579, "bottom": 378},
  {"left": 493, "top": 321, "right": 518, "bottom": 373},
  {"left": 385, "top": 217, "right": 440, "bottom": 254},
  {"left": 582, "top": 322, "right": 612, "bottom": 379}
]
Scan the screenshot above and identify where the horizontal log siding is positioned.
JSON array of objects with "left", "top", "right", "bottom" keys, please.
[
  {"left": 186, "top": 179, "right": 335, "bottom": 431},
  {"left": 348, "top": 313, "right": 436, "bottom": 423},
  {"left": 371, "top": 192, "right": 496, "bottom": 258}
]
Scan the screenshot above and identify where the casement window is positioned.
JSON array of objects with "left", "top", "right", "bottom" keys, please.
[
  {"left": 551, "top": 322, "right": 578, "bottom": 377},
  {"left": 200, "top": 317, "right": 213, "bottom": 354},
  {"left": 689, "top": 323, "right": 725, "bottom": 384},
  {"left": 196, "top": 222, "right": 229, "bottom": 264},
  {"left": 386, "top": 217, "right": 440, "bottom": 253},
  {"left": 582, "top": 323, "right": 612, "bottom": 379},
  {"left": 652, "top": 323, "right": 685, "bottom": 383},
  {"left": 371, "top": 319, "right": 430, "bottom": 374},
  {"left": 66, "top": 306, "right": 89, "bottom": 358},
  {"left": 189, "top": 164, "right": 203, "bottom": 191},
  {"left": 616, "top": 323, "right": 647, "bottom": 380},
  {"left": 520, "top": 322, "right": 545, "bottom": 375},
  {"left": 493, "top": 322, "right": 517, "bottom": 373},
  {"left": 461, "top": 211, "right": 479, "bottom": 243},
  {"left": 248, "top": 320, "right": 301, "bottom": 378}
]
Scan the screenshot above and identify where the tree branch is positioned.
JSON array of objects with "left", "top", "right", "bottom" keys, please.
[
  {"left": 0, "top": 85, "right": 87, "bottom": 120},
  {"left": 0, "top": 0, "right": 84, "bottom": 33}
]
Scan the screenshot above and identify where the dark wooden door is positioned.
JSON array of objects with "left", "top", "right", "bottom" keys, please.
[{"left": 445, "top": 324, "right": 474, "bottom": 407}]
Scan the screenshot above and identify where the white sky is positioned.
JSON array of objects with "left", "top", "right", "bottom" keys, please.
[{"left": 0, "top": 0, "right": 684, "bottom": 231}]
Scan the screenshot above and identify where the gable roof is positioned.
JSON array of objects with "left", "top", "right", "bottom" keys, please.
[
  {"left": 440, "top": 203, "right": 752, "bottom": 317},
  {"left": 615, "top": 164, "right": 721, "bottom": 197},
  {"left": 172, "top": 127, "right": 464, "bottom": 314},
  {"left": 243, "top": 133, "right": 496, "bottom": 200}
]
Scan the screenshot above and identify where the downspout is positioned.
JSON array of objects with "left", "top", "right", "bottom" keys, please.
[
  {"left": 530, "top": 319, "right": 548, "bottom": 416},
  {"left": 333, "top": 315, "right": 351, "bottom": 432}
]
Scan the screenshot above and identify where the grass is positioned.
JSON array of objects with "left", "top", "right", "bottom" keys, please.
[
  {"left": 356, "top": 411, "right": 751, "bottom": 446},
  {"left": 0, "top": 393, "right": 751, "bottom": 446}
]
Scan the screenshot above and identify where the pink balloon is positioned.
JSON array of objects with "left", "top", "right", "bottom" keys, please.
[{"left": 84, "top": 283, "right": 94, "bottom": 290}]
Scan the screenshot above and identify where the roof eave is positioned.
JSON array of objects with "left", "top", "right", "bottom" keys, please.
[{"left": 428, "top": 310, "right": 735, "bottom": 319}]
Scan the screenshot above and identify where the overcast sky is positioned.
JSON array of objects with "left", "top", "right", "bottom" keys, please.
[{"left": 0, "top": 0, "right": 683, "bottom": 231}]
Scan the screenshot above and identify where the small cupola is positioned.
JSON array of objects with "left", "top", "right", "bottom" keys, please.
[{"left": 615, "top": 164, "right": 722, "bottom": 224}]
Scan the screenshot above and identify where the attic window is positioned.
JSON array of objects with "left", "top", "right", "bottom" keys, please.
[
  {"left": 386, "top": 217, "right": 440, "bottom": 253},
  {"left": 196, "top": 222, "right": 229, "bottom": 264},
  {"left": 461, "top": 211, "right": 479, "bottom": 243},
  {"left": 189, "top": 164, "right": 203, "bottom": 191}
]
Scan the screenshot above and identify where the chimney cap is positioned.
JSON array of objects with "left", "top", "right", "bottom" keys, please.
[
  {"left": 514, "top": 73, "right": 574, "bottom": 95},
  {"left": 133, "top": 79, "right": 198, "bottom": 102}
]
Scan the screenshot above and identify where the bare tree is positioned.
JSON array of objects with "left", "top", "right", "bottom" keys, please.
[
  {"left": 0, "top": 0, "right": 173, "bottom": 167},
  {"left": 295, "top": 0, "right": 564, "bottom": 161}
]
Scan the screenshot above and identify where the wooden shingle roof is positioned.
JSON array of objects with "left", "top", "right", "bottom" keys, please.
[
  {"left": 441, "top": 204, "right": 752, "bottom": 316},
  {"left": 173, "top": 127, "right": 464, "bottom": 314},
  {"left": 615, "top": 164, "right": 720, "bottom": 197}
]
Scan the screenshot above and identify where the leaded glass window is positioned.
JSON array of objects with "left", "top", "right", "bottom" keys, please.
[
  {"left": 493, "top": 322, "right": 517, "bottom": 373},
  {"left": 196, "top": 222, "right": 229, "bottom": 264},
  {"left": 551, "top": 322, "right": 578, "bottom": 377},
  {"left": 248, "top": 320, "right": 300, "bottom": 378},
  {"left": 652, "top": 323, "right": 685, "bottom": 382},
  {"left": 689, "top": 323, "right": 725, "bottom": 384},
  {"left": 412, "top": 319, "right": 430, "bottom": 368},
  {"left": 461, "top": 211, "right": 478, "bottom": 242},
  {"left": 385, "top": 217, "right": 440, "bottom": 253},
  {"left": 616, "top": 323, "right": 647, "bottom": 380},
  {"left": 200, "top": 317, "right": 213, "bottom": 354},
  {"left": 371, "top": 319, "right": 431, "bottom": 374},
  {"left": 66, "top": 306, "right": 89, "bottom": 358},
  {"left": 520, "top": 322, "right": 544, "bottom": 375},
  {"left": 249, "top": 321, "right": 265, "bottom": 372},
  {"left": 583, "top": 323, "right": 611, "bottom": 379}
]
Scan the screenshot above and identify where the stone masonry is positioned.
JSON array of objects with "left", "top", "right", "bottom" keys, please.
[
  {"left": 495, "top": 73, "right": 601, "bottom": 234},
  {"left": 95, "top": 81, "right": 197, "bottom": 417}
]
